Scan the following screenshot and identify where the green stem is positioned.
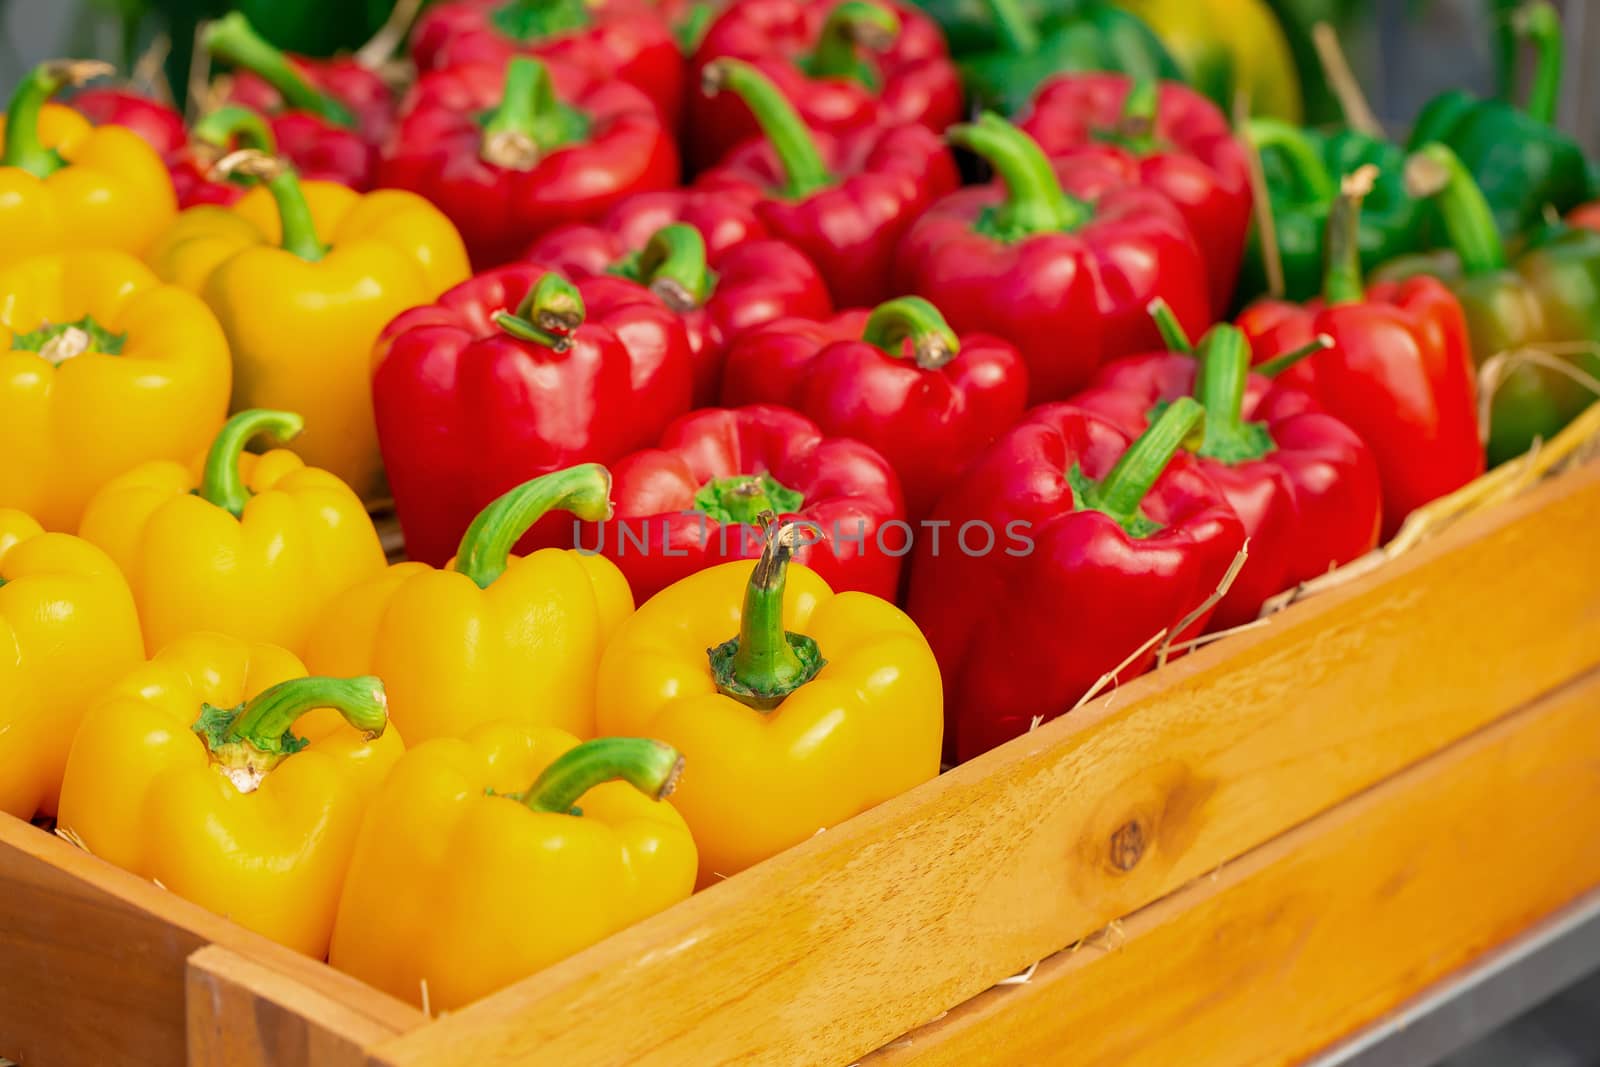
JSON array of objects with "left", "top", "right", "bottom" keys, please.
[
  {"left": 3, "top": 61, "right": 110, "bottom": 178},
  {"left": 1403, "top": 143, "right": 1507, "bottom": 276},
  {"left": 1072, "top": 397, "right": 1204, "bottom": 537},
  {"left": 519, "top": 738, "right": 684, "bottom": 814},
  {"left": 480, "top": 56, "right": 587, "bottom": 169},
  {"left": 1192, "top": 327, "right": 1275, "bottom": 463},
  {"left": 862, "top": 296, "right": 960, "bottom": 369},
  {"left": 1255, "top": 334, "right": 1332, "bottom": 378},
  {"left": 13, "top": 315, "right": 126, "bottom": 362},
  {"left": 191, "top": 676, "right": 388, "bottom": 783},
  {"left": 674, "top": 3, "right": 715, "bottom": 54},
  {"left": 455, "top": 464, "right": 613, "bottom": 588},
  {"left": 192, "top": 104, "right": 277, "bottom": 153},
  {"left": 805, "top": 1, "right": 899, "bottom": 85},
  {"left": 203, "top": 13, "right": 355, "bottom": 128},
  {"left": 1322, "top": 166, "right": 1376, "bottom": 306},
  {"left": 1146, "top": 298, "right": 1193, "bottom": 354},
  {"left": 200, "top": 409, "right": 304, "bottom": 518},
  {"left": 491, "top": 0, "right": 590, "bottom": 41},
  {"left": 983, "top": 0, "right": 1040, "bottom": 55},
  {"left": 1109, "top": 77, "right": 1160, "bottom": 150},
  {"left": 264, "top": 162, "right": 327, "bottom": 261},
  {"left": 1515, "top": 1, "right": 1563, "bottom": 125},
  {"left": 694, "top": 474, "right": 805, "bottom": 525},
  {"left": 707, "top": 522, "right": 828, "bottom": 711},
  {"left": 492, "top": 272, "right": 586, "bottom": 350},
  {"left": 1243, "top": 118, "right": 1337, "bottom": 202},
  {"left": 948, "top": 113, "right": 1091, "bottom": 240},
  {"left": 612, "top": 224, "right": 715, "bottom": 310},
  {"left": 702, "top": 60, "right": 832, "bottom": 199}
]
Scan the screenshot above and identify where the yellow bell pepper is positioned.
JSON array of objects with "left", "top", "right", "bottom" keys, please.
[
  {"left": 56, "top": 631, "right": 402, "bottom": 957},
  {"left": 0, "top": 509, "right": 144, "bottom": 819},
  {"left": 1115, "top": 0, "right": 1303, "bottom": 121},
  {"left": 145, "top": 150, "right": 469, "bottom": 498},
  {"left": 596, "top": 521, "right": 943, "bottom": 885},
  {"left": 305, "top": 464, "right": 632, "bottom": 744},
  {"left": 78, "top": 408, "right": 387, "bottom": 656},
  {"left": 0, "top": 249, "right": 231, "bottom": 531},
  {"left": 0, "top": 61, "right": 177, "bottom": 270},
  {"left": 329, "top": 726, "right": 694, "bottom": 1012}
]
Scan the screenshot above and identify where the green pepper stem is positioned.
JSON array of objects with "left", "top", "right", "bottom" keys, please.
[
  {"left": 213, "top": 150, "right": 327, "bottom": 261},
  {"left": 481, "top": 56, "right": 571, "bottom": 170},
  {"left": 455, "top": 464, "right": 613, "bottom": 588},
  {"left": 862, "top": 296, "right": 960, "bottom": 369},
  {"left": 193, "top": 104, "right": 277, "bottom": 154},
  {"left": 1255, "top": 334, "right": 1333, "bottom": 378},
  {"left": 1243, "top": 118, "right": 1337, "bottom": 202},
  {"left": 1146, "top": 298, "right": 1194, "bottom": 354},
  {"left": 694, "top": 474, "right": 805, "bottom": 525},
  {"left": 1403, "top": 143, "right": 1507, "bottom": 276},
  {"left": 491, "top": 0, "right": 590, "bottom": 41},
  {"left": 708, "top": 521, "right": 827, "bottom": 711},
  {"left": 1083, "top": 396, "right": 1205, "bottom": 523},
  {"left": 1515, "top": 1, "right": 1563, "bottom": 125},
  {"left": 1322, "top": 165, "right": 1376, "bottom": 306},
  {"left": 702, "top": 60, "right": 832, "bottom": 199},
  {"left": 806, "top": 1, "right": 899, "bottom": 84},
  {"left": 983, "top": 0, "right": 1040, "bottom": 54},
  {"left": 623, "top": 224, "right": 714, "bottom": 310},
  {"left": 200, "top": 409, "right": 304, "bottom": 517},
  {"left": 203, "top": 13, "right": 355, "bottom": 128},
  {"left": 519, "top": 738, "right": 684, "bottom": 814},
  {"left": 492, "top": 272, "right": 586, "bottom": 349},
  {"left": 948, "top": 113, "right": 1091, "bottom": 238},
  {"left": 226, "top": 676, "right": 388, "bottom": 751},
  {"left": 3, "top": 60, "right": 112, "bottom": 178},
  {"left": 1193, "top": 327, "right": 1252, "bottom": 447}
]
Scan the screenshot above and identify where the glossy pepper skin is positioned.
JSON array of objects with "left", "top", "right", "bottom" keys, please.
[
  {"left": 0, "top": 511, "right": 144, "bottom": 820},
  {"left": 79, "top": 410, "right": 387, "bottom": 657},
  {"left": 374, "top": 267, "right": 692, "bottom": 566},
  {"left": 1236, "top": 170, "right": 1484, "bottom": 539},
  {"left": 694, "top": 59, "right": 958, "bottom": 308},
  {"left": 598, "top": 522, "right": 941, "bottom": 883},
  {"left": 205, "top": 14, "right": 380, "bottom": 190},
  {"left": 1112, "top": 0, "right": 1302, "bottom": 121},
  {"left": 0, "top": 250, "right": 231, "bottom": 532},
  {"left": 70, "top": 87, "right": 187, "bottom": 159},
  {"left": 380, "top": 57, "right": 679, "bottom": 270},
  {"left": 720, "top": 299, "right": 1027, "bottom": 520},
  {"left": 147, "top": 154, "right": 470, "bottom": 498},
  {"left": 685, "top": 0, "right": 962, "bottom": 172},
  {"left": 1238, "top": 120, "right": 1425, "bottom": 304},
  {"left": 907, "top": 398, "right": 1245, "bottom": 762},
  {"left": 0, "top": 62, "right": 177, "bottom": 270},
  {"left": 1375, "top": 144, "right": 1600, "bottom": 467},
  {"left": 1407, "top": 3, "right": 1590, "bottom": 239},
  {"left": 305, "top": 466, "right": 634, "bottom": 745},
  {"left": 894, "top": 113, "right": 1209, "bottom": 403},
  {"left": 1071, "top": 314, "right": 1381, "bottom": 627},
  {"left": 1020, "top": 74, "right": 1252, "bottom": 316},
  {"left": 528, "top": 219, "right": 832, "bottom": 405},
  {"left": 581, "top": 404, "right": 906, "bottom": 604},
  {"left": 57, "top": 633, "right": 402, "bottom": 958},
  {"left": 412, "top": 0, "right": 685, "bottom": 125},
  {"left": 330, "top": 729, "right": 695, "bottom": 1012}
]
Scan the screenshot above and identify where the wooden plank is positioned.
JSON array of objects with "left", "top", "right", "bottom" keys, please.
[
  {"left": 863, "top": 665, "right": 1600, "bottom": 1066},
  {"left": 368, "top": 462, "right": 1600, "bottom": 1067},
  {"left": 0, "top": 816, "right": 422, "bottom": 1067}
]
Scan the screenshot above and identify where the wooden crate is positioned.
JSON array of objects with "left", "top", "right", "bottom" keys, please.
[{"left": 4, "top": 443, "right": 1599, "bottom": 1067}]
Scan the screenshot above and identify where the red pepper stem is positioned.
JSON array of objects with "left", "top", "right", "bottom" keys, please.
[
  {"left": 454, "top": 464, "right": 613, "bottom": 589},
  {"left": 1243, "top": 118, "right": 1337, "bottom": 202},
  {"left": 1322, "top": 165, "right": 1376, "bottom": 306},
  {"left": 200, "top": 409, "right": 304, "bottom": 517},
  {"left": 862, "top": 296, "right": 961, "bottom": 369},
  {"left": 193, "top": 104, "right": 277, "bottom": 153},
  {"left": 203, "top": 13, "right": 355, "bottom": 128},
  {"left": 1192, "top": 326, "right": 1253, "bottom": 446},
  {"left": 226, "top": 676, "right": 388, "bottom": 751},
  {"left": 493, "top": 272, "right": 586, "bottom": 349},
  {"left": 1255, "top": 334, "right": 1333, "bottom": 378},
  {"left": 1086, "top": 396, "right": 1204, "bottom": 523},
  {"left": 806, "top": 1, "right": 900, "bottom": 84},
  {"left": 519, "top": 738, "right": 684, "bottom": 814},
  {"left": 1515, "top": 2, "right": 1562, "bottom": 125},
  {"left": 632, "top": 224, "right": 713, "bottom": 309},
  {"left": 709, "top": 521, "right": 827, "bottom": 711},
  {"left": 984, "top": 0, "right": 1041, "bottom": 55},
  {"left": 1405, "top": 143, "right": 1508, "bottom": 276},
  {"left": 1146, "top": 297, "right": 1193, "bottom": 354},
  {"left": 3, "top": 60, "right": 111, "bottom": 177},
  {"left": 1113, "top": 77, "right": 1160, "bottom": 148},
  {"left": 703, "top": 60, "right": 832, "bottom": 199},
  {"left": 948, "top": 113, "right": 1091, "bottom": 238},
  {"left": 492, "top": 0, "right": 590, "bottom": 40},
  {"left": 481, "top": 56, "right": 574, "bottom": 169}
]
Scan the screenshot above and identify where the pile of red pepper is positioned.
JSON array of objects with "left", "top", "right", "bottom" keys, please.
[{"left": 55, "top": 0, "right": 1600, "bottom": 768}]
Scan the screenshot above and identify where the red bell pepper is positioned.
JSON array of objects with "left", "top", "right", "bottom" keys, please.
[
  {"left": 1569, "top": 201, "right": 1600, "bottom": 233},
  {"left": 906, "top": 396, "right": 1246, "bottom": 762},
  {"left": 1236, "top": 170, "right": 1484, "bottom": 539},
  {"left": 373, "top": 266, "right": 693, "bottom": 566},
  {"left": 555, "top": 188, "right": 773, "bottom": 263},
  {"left": 693, "top": 59, "right": 958, "bottom": 308},
  {"left": 685, "top": 0, "right": 962, "bottom": 171},
  {"left": 381, "top": 57, "right": 679, "bottom": 270},
  {"left": 1071, "top": 310, "right": 1382, "bottom": 628},
  {"left": 581, "top": 404, "right": 906, "bottom": 602},
  {"left": 1020, "top": 75, "right": 1253, "bottom": 317},
  {"left": 204, "top": 13, "right": 378, "bottom": 189},
  {"left": 71, "top": 87, "right": 187, "bottom": 159},
  {"left": 893, "top": 112, "right": 1210, "bottom": 404},
  {"left": 411, "top": 0, "right": 685, "bottom": 125},
  {"left": 528, "top": 219, "right": 832, "bottom": 405},
  {"left": 719, "top": 298, "right": 1028, "bottom": 520}
]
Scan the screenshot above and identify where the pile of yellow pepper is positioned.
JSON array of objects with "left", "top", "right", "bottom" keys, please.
[{"left": 0, "top": 62, "right": 943, "bottom": 1013}]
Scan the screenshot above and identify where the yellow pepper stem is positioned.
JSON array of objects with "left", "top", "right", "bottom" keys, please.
[
  {"left": 516, "top": 738, "right": 684, "bottom": 815},
  {"left": 200, "top": 409, "right": 305, "bottom": 518},
  {"left": 213, "top": 150, "right": 328, "bottom": 261},
  {"left": 708, "top": 520, "right": 827, "bottom": 711},
  {"left": 191, "top": 675, "right": 388, "bottom": 788},
  {"left": 454, "top": 463, "right": 614, "bottom": 588},
  {"left": 3, "top": 59, "right": 114, "bottom": 178},
  {"left": 491, "top": 272, "right": 586, "bottom": 352}
]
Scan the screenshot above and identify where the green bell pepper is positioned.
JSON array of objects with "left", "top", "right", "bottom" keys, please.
[{"left": 1376, "top": 143, "right": 1600, "bottom": 466}]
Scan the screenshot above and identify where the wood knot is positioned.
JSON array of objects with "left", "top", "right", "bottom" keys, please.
[{"left": 1109, "top": 820, "right": 1146, "bottom": 871}]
